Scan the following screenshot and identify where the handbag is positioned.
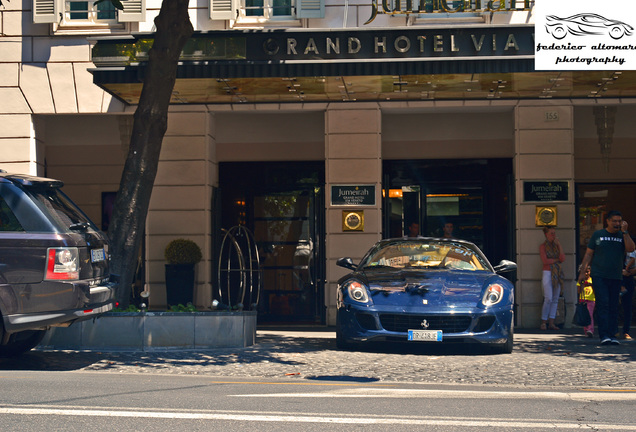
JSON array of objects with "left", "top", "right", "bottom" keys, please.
[{"left": 573, "top": 293, "right": 591, "bottom": 327}]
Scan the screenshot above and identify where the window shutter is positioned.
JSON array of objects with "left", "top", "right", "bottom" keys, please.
[
  {"left": 33, "top": 0, "right": 59, "bottom": 24},
  {"left": 296, "top": 0, "right": 324, "bottom": 18},
  {"left": 118, "top": 0, "right": 146, "bottom": 22},
  {"left": 210, "top": 0, "right": 236, "bottom": 20}
]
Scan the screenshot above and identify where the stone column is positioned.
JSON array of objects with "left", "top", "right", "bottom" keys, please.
[
  {"left": 514, "top": 102, "right": 576, "bottom": 328},
  {"left": 0, "top": 113, "right": 42, "bottom": 175},
  {"left": 324, "top": 103, "right": 382, "bottom": 325},
  {"left": 0, "top": 67, "right": 42, "bottom": 175},
  {"left": 147, "top": 106, "right": 216, "bottom": 309}
]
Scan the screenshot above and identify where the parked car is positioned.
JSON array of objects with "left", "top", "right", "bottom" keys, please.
[
  {"left": 545, "top": 13, "right": 633, "bottom": 40},
  {"left": 0, "top": 170, "right": 115, "bottom": 356},
  {"left": 336, "top": 237, "right": 517, "bottom": 353}
]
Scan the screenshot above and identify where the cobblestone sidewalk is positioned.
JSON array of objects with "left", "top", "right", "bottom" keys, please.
[{"left": 3, "top": 328, "right": 635, "bottom": 388}]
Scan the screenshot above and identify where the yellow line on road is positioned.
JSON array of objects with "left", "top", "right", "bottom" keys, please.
[
  {"left": 208, "top": 381, "right": 394, "bottom": 387},
  {"left": 579, "top": 388, "right": 636, "bottom": 392}
]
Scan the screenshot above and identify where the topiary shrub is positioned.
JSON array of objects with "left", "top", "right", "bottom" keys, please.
[{"left": 164, "top": 239, "right": 202, "bottom": 265}]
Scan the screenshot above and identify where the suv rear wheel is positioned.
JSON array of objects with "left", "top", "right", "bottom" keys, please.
[{"left": 0, "top": 319, "right": 47, "bottom": 357}]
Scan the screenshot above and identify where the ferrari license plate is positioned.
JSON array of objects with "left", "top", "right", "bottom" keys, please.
[{"left": 408, "top": 330, "right": 443, "bottom": 342}]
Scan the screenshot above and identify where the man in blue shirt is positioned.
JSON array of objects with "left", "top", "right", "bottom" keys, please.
[{"left": 578, "top": 210, "right": 635, "bottom": 345}]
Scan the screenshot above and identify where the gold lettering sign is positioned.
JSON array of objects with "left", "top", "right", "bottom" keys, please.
[
  {"left": 281, "top": 33, "right": 520, "bottom": 58},
  {"left": 364, "top": 0, "right": 533, "bottom": 25}
]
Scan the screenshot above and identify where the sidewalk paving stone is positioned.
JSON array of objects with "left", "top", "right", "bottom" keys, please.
[{"left": 3, "top": 328, "right": 635, "bottom": 389}]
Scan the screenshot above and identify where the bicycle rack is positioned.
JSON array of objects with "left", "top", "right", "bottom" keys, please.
[{"left": 216, "top": 226, "right": 261, "bottom": 311}]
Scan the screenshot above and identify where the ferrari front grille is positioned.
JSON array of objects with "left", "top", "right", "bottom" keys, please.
[{"left": 379, "top": 314, "right": 472, "bottom": 333}]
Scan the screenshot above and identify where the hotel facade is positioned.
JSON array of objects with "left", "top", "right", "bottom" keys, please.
[{"left": 3, "top": 0, "right": 636, "bottom": 327}]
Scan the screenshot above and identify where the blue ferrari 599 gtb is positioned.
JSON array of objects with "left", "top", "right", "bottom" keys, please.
[{"left": 336, "top": 237, "right": 517, "bottom": 354}]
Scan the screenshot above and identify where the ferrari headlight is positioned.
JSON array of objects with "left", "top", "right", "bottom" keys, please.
[
  {"left": 344, "top": 280, "right": 369, "bottom": 303},
  {"left": 482, "top": 283, "right": 504, "bottom": 306}
]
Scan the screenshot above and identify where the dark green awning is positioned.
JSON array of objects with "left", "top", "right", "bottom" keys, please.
[{"left": 88, "top": 28, "right": 633, "bottom": 104}]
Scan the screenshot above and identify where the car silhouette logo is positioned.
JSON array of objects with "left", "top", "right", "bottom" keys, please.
[{"left": 545, "top": 13, "right": 634, "bottom": 40}]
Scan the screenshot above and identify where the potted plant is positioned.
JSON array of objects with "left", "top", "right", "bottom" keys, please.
[{"left": 164, "top": 239, "right": 202, "bottom": 307}]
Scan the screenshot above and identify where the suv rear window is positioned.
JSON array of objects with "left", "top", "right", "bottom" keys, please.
[
  {"left": 0, "top": 180, "right": 98, "bottom": 234},
  {"left": 27, "top": 188, "right": 98, "bottom": 233},
  {"left": 0, "top": 195, "right": 24, "bottom": 232}
]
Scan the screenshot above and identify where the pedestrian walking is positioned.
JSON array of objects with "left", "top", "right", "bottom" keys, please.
[
  {"left": 577, "top": 266, "right": 596, "bottom": 338},
  {"left": 619, "top": 248, "right": 635, "bottom": 340},
  {"left": 540, "top": 227, "right": 565, "bottom": 330},
  {"left": 577, "top": 210, "right": 636, "bottom": 345}
]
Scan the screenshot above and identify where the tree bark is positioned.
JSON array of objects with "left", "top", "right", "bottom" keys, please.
[{"left": 108, "top": 1, "right": 193, "bottom": 306}]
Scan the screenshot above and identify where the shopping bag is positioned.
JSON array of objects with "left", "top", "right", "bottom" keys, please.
[{"left": 573, "top": 300, "right": 591, "bottom": 327}]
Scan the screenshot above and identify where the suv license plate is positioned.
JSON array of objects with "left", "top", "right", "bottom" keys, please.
[
  {"left": 408, "top": 330, "right": 443, "bottom": 342},
  {"left": 91, "top": 248, "right": 105, "bottom": 263}
]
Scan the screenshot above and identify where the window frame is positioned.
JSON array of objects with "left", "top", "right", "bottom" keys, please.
[
  {"left": 33, "top": 0, "right": 146, "bottom": 31},
  {"left": 209, "top": 0, "right": 323, "bottom": 22},
  {"left": 56, "top": 0, "right": 124, "bottom": 31},
  {"left": 65, "top": 0, "right": 118, "bottom": 23},
  {"left": 239, "top": 0, "right": 295, "bottom": 21}
]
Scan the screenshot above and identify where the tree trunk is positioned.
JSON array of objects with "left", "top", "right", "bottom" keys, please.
[{"left": 108, "top": 1, "right": 193, "bottom": 306}]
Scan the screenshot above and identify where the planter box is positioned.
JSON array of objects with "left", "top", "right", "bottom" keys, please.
[
  {"left": 165, "top": 264, "right": 195, "bottom": 306},
  {"left": 38, "top": 311, "right": 257, "bottom": 351}
]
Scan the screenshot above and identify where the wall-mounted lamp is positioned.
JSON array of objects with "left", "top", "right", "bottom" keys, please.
[{"left": 593, "top": 105, "right": 617, "bottom": 172}]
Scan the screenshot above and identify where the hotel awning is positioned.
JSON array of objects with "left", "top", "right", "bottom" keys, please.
[{"left": 89, "top": 27, "right": 636, "bottom": 104}]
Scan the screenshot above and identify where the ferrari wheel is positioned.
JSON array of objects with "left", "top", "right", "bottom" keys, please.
[
  {"left": 335, "top": 316, "right": 360, "bottom": 350},
  {"left": 492, "top": 328, "right": 514, "bottom": 354},
  {"left": 335, "top": 322, "right": 351, "bottom": 350}
]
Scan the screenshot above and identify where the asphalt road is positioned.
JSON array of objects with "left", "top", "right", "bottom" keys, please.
[
  {"left": 1, "top": 373, "right": 636, "bottom": 431},
  {"left": 1, "top": 328, "right": 635, "bottom": 430}
]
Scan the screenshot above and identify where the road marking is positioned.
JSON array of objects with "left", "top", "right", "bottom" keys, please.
[
  {"left": 208, "top": 381, "right": 393, "bottom": 387},
  {"left": 580, "top": 388, "right": 636, "bottom": 392},
  {"left": 0, "top": 406, "right": 635, "bottom": 429},
  {"left": 233, "top": 387, "right": 636, "bottom": 401}
]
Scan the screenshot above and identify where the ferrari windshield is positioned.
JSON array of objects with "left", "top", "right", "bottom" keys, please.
[{"left": 360, "top": 240, "right": 491, "bottom": 271}]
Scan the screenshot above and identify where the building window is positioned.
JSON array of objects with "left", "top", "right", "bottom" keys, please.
[
  {"left": 33, "top": 0, "right": 145, "bottom": 28},
  {"left": 577, "top": 183, "right": 636, "bottom": 263},
  {"left": 64, "top": 0, "right": 117, "bottom": 24},
  {"left": 243, "top": 0, "right": 294, "bottom": 19}
]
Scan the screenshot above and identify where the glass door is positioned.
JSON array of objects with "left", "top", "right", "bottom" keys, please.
[
  {"left": 218, "top": 161, "right": 326, "bottom": 325},
  {"left": 383, "top": 159, "right": 513, "bottom": 263},
  {"left": 577, "top": 183, "right": 636, "bottom": 262},
  {"left": 254, "top": 189, "right": 322, "bottom": 323},
  {"left": 424, "top": 186, "right": 484, "bottom": 250},
  {"left": 384, "top": 184, "right": 484, "bottom": 248},
  {"left": 386, "top": 185, "right": 421, "bottom": 238}
]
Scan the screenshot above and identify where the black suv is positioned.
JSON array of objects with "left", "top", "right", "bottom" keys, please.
[{"left": 0, "top": 170, "right": 115, "bottom": 356}]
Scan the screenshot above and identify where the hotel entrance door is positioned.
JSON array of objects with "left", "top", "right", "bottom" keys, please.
[
  {"left": 253, "top": 189, "right": 324, "bottom": 323},
  {"left": 386, "top": 184, "right": 485, "bottom": 248},
  {"left": 383, "top": 159, "right": 514, "bottom": 264},
  {"left": 219, "top": 162, "right": 325, "bottom": 324}
]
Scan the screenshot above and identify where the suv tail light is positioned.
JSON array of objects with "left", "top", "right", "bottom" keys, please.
[{"left": 45, "top": 247, "right": 79, "bottom": 280}]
